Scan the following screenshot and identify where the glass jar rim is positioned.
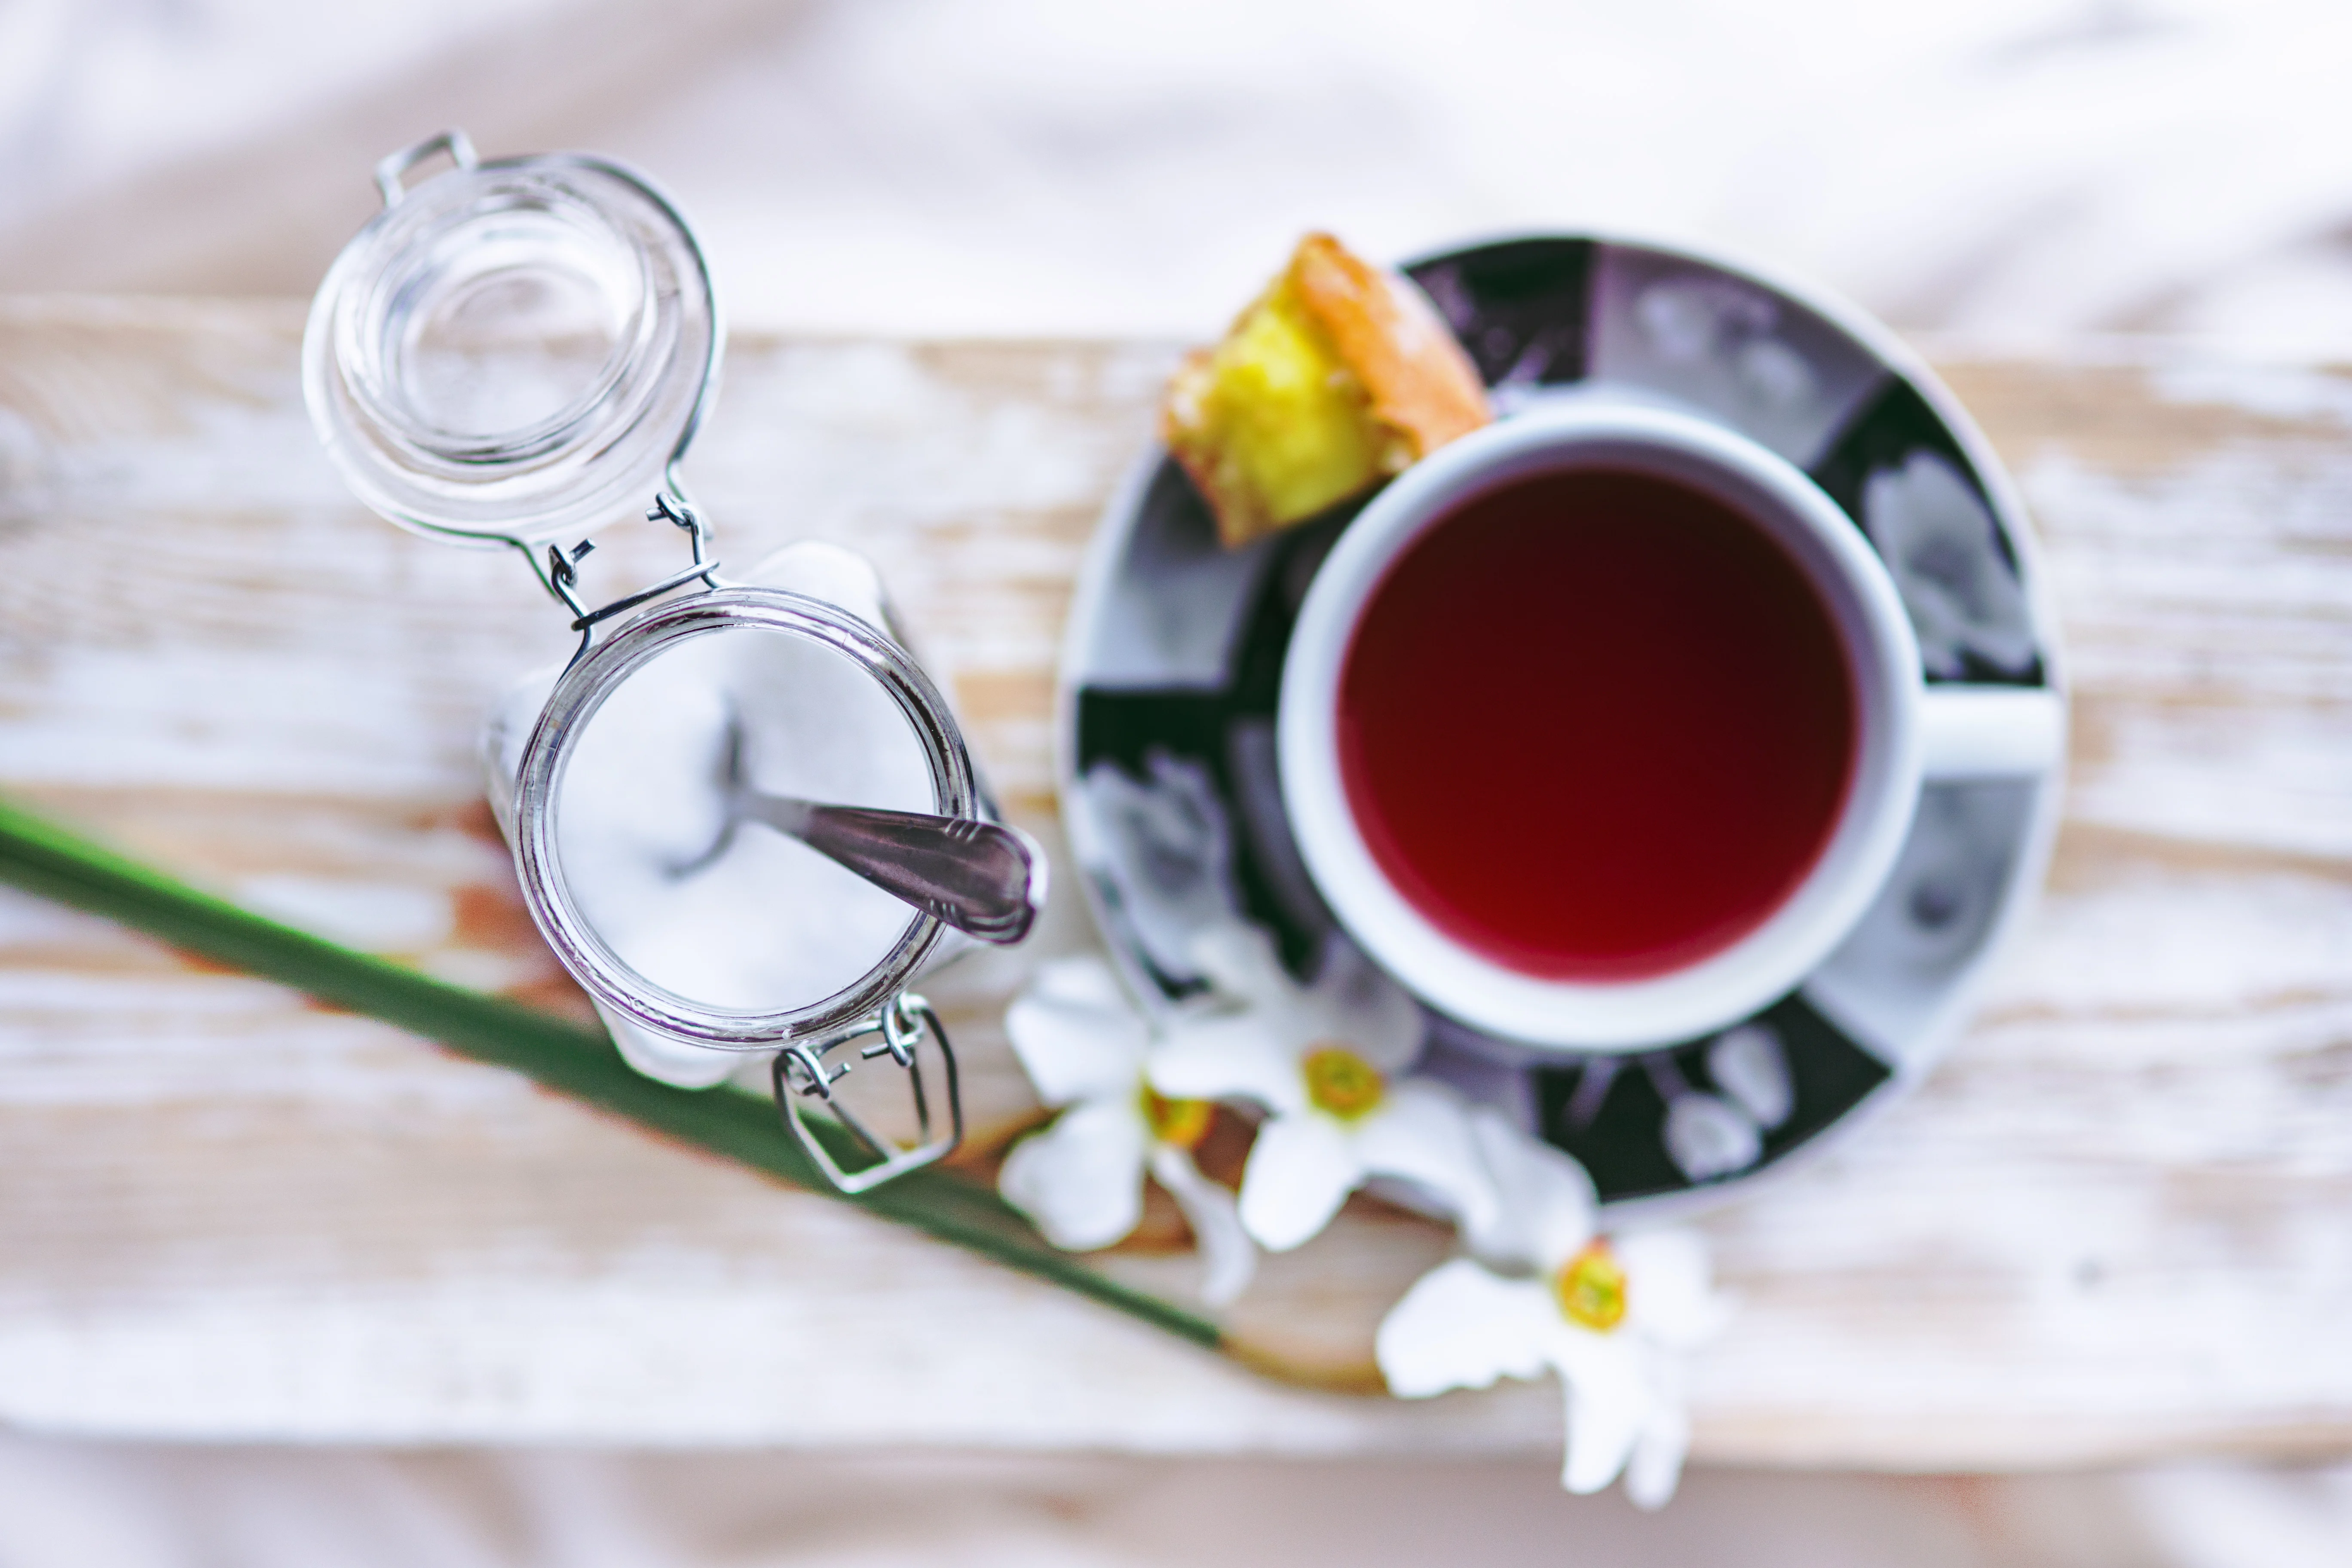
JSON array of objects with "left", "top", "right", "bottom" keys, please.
[{"left": 512, "top": 586, "right": 975, "bottom": 1047}]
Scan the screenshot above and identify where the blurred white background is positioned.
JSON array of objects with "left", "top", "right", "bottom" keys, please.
[
  {"left": 6, "top": 0, "right": 2352, "bottom": 346},
  {"left": 3, "top": 0, "right": 2350, "bottom": 1563}
]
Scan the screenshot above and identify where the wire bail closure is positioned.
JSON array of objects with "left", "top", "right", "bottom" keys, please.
[
  {"left": 773, "top": 992, "right": 962, "bottom": 1194},
  {"left": 524, "top": 488, "right": 728, "bottom": 668}
]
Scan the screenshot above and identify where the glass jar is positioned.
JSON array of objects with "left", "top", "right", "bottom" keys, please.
[{"left": 305, "top": 131, "right": 1032, "bottom": 1192}]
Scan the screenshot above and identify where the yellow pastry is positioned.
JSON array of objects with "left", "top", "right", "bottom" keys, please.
[{"left": 1161, "top": 233, "right": 1491, "bottom": 549}]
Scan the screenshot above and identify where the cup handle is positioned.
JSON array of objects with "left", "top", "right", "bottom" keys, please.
[{"left": 1917, "top": 685, "right": 2067, "bottom": 780}]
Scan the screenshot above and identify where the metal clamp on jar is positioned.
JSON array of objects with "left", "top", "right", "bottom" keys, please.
[{"left": 303, "top": 130, "right": 1044, "bottom": 1193}]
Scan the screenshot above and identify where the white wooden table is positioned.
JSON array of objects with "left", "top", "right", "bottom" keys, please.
[{"left": 1, "top": 299, "right": 2347, "bottom": 1469}]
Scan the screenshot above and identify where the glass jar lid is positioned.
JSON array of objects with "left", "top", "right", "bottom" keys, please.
[{"left": 302, "top": 132, "right": 720, "bottom": 545}]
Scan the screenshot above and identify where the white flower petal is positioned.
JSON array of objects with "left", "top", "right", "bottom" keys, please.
[
  {"left": 1463, "top": 1108, "right": 1599, "bottom": 1271},
  {"left": 1236, "top": 1112, "right": 1363, "bottom": 1251},
  {"left": 1306, "top": 934, "right": 1426, "bottom": 1073},
  {"left": 1004, "top": 960, "right": 1149, "bottom": 1107},
  {"left": 1149, "top": 1144, "right": 1256, "bottom": 1308},
  {"left": 1029, "top": 952, "right": 1133, "bottom": 1013},
  {"left": 1625, "top": 1395, "right": 1692, "bottom": 1510},
  {"left": 1547, "top": 1327, "right": 1651, "bottom": 1497},
  {"left": 1148, "top": 1009, "right": 1308, "bottom": 1113},
  {"left": 1375, "top": 1259, "right": 1553, "bottom": 1397},
  {"left": 1615, "top": 1227, "right": 1733, "bottom": 1349},
  {"left": 998, "top": 1099, "right": 1150, "bottom": 1251},
  {"left": 1350, "top": 1079, "right": 1499, "bottom": 1235},
  {"left": 1186, "top": 918, "right": 1296, "bottom": 1008}
]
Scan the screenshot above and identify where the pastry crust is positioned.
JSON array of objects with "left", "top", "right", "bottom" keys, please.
[
  {"left": 1289, "top": 233, "right": 1491, "bottom": 470},
  {"left": 1161, "top": 233, "right": 1491, "bottom": 549}
]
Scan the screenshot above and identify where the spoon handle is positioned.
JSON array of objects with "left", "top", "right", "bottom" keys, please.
[{"left": 744, "top": 793, "right": 1046, "bottom": 945}]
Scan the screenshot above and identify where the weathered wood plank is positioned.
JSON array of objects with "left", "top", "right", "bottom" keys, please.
[{"left": 0, "top": 301, "right": 2347, "bottom": 1466}]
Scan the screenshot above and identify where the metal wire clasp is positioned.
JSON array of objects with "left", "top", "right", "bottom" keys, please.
[
  {"left": 518, "top": 488, "right": 727, "bottom": 668},
  {"left": 772, "top": 992, "right": 962, "bottom": 1194}
]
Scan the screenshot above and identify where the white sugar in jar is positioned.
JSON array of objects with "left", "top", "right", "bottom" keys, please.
[{"left": 484, "top": 545, "right": 955, "bottom": 1089}]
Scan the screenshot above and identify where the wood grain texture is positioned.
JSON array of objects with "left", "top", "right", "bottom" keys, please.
[{"left": 1, "top": 300, "right": 2348, "bottom": 1467}]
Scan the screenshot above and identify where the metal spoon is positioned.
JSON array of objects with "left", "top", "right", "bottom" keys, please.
[{"left": 673, "top": 714, "right": 1046, "bottom": 945}]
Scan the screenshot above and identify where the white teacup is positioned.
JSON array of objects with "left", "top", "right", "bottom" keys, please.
[{"left": 1278, "top": 403, "right": 2062, "bottom": 1052}]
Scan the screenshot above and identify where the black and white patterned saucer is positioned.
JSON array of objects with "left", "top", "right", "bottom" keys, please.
[{"left": 1057, "top": 235, "right": 2065, "bottom": 1213}]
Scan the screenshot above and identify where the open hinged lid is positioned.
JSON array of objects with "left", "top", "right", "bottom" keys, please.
[{"left": 302, "top": 131, "right": 720, "bottom": 546}]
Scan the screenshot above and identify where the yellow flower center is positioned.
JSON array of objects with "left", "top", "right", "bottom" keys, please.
[
  {"left": 1553, "top": 1240, "right": 1629, "bottom": 1333},
  {"left": 1302, "top": 1043, "right": 1385, "bottom": 1121},
  {"left": 1140, "top": 1084, "right": 1214, "bottom": 1150}
]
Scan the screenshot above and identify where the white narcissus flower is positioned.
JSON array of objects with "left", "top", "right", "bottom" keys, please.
[
  {"left": 1381, "top": 1114, "right": 1732, "bottom": 1507},
  {"left": 1148, "top": 924, "right": 1497, "bottom": 1252},
  {"left": 997, "top": 956, "right": 1255, "bottom": 1306}
]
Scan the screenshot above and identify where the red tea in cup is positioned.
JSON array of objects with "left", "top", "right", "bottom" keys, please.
[
  {"left": 1285, "top": 403, "right": 2055, "bottom": 1050},
  {"left": 1334, "top": 468, "right": 1857, "bottom": 982}
]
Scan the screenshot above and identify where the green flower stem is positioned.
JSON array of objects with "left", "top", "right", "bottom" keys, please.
[{"left": 0, "top": 794, "right": 1221, "bottom": 1353}]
